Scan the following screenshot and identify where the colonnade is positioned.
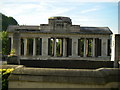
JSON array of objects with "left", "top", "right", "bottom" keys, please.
[{"left": 11, "top": 36, "right": 109, "bottom": 58}]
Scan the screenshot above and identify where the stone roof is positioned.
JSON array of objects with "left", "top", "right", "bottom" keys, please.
[
  {"left": 80, "top": 27, "right": 112, "bottom": 34},
  {"left": 7, "top": 25, "right": 112, "bottom": 35}
]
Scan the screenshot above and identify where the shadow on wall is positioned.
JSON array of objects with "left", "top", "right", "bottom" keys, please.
[{"left": 20, "top": 59, "right": 114, "bottom": 69}]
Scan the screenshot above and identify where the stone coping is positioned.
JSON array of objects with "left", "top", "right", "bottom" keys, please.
[
  {"left": 1, "top": 65, "right": 119, "bottom": 85},
  {"left": 4, "top": 65, "right": 119, "bottom": 85},
  {"left": 10, "top": 67, "right": 119, "bottom": 77},
  {"left": 2, "top": 65, "right": 119, "bottom": 77},
  {"left": 1, "top": 65, "right": 24, "bottom": 69}
]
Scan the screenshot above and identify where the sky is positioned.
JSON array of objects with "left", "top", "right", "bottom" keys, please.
[{"left": 0, "top": 0, "right": 119, "bottom": 34}]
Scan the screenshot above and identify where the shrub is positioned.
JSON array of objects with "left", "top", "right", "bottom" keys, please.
[{"left": 0, "top": 68, "right": 14, "bottom": 90}]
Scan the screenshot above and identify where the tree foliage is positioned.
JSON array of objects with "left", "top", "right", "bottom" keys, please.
[
  {"left": 2, "top": 13, "right": 18, "bottom": 31},
  {"left": 1, "top": 13, "right": 18, "bottom": 56},
  {"left": 1, "top": 31, "right": 10, "bottom": 55}
]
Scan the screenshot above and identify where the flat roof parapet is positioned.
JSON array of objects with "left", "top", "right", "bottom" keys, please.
[{"left": 49, "top": 16, "right": 72, "bottom": 24}]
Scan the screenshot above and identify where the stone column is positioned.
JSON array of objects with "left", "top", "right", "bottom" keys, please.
[
  {"left": 24, "top": 38, "right": 28, "bottom": 56},
  {"left": 101, "top": 38, "right": 108, "bottom": 57},
  {"left": 54, "top": 38, "right": 56, "bottom": 57},
  {"left": 92, "top": 38, "right": 95, "bottom": 57},
  {"left": 42, "top": 37, "right": 48, "bottom": 56},
  {"left": 11, "top": 37, "right": 13, "bottom": 51},
  {"left": 72, "top": 38, "right": 78, "bottom": 57},
  {"left": 52, "top": 39, "right": 54, "bottom": 56},
  {"left": 12, "top": 33, "right": 20, "bottom": 56},
  {"left": 63, "top": 38, "right": 67, "bottom": 57},
  {"left": 84, "top": 38, "right": 86, "bottom": 57},
  {"left": 33, "top": 38, "right": 36, "bottom": 56},
  {"left": 60, "top": 39, "right": 63, "bottom": 56},
  {"left": 86, "top": 39, "right": 88, "bottom": 56},
  {"left": 111, "top": 34, "right": 120, "bottom": 68},
  {"left": 18, "top": 38, "right": 21, "bottom": 56}
]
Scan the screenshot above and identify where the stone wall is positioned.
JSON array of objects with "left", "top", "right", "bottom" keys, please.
[
  {"left": 115, "top": 35, "right": 120, "bottom": 68},
  {"left": 111, "top": 34, "right": 120, "bottom": 68},
  {"left": 20, "top": 59, "right": 113, "bottom": 69},
  {"left": 2, "top": 65, "right": 119, "bottom": 89}
]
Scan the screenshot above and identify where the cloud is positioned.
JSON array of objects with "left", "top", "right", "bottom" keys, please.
[
  {"left": 81, "top": 8, "right": 98, "bottom": 14},
  {"left": 80, "top": 6, "right": 100, "bottom": 14},
  {"left": 0, "top": 0, "right": 118, "bottom": 34},
  {"left": 1, "top": 0, "right": 74, "bottom": 25},
  {"left": 62, "top": 0, "right": 119, "bottom": 2}
]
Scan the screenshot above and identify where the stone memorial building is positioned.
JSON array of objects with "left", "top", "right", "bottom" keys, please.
[{"left": 7, "top": 16, "right": 112, "bottom": 61}]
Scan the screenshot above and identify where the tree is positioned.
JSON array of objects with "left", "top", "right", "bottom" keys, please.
[
  {"left": 0, "top": 13, "right": 18, "bottom": 58},
  {"left": 2, "top": 13, "right": 18, "bottom": 31},
  {"left": 1, "top": 31, "right": 10, "bottom": 55}
]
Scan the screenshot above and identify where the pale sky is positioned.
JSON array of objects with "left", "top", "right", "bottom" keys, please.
[{"left": 0, "top": 0, "right": 119, "bottom": 33}]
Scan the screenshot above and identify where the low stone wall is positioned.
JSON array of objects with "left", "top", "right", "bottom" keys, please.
[
  {"left": 1, "top": 65, "right": 24, "bottom": 69},
  {"left": 20, "top": 59, "right": 113, "bottom": 69},
  {"left": 3, "top": 65, "right": 119, "bottom": 89}
]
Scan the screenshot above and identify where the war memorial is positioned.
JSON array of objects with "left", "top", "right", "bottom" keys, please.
[
  {"left": 7, "top": 16, "right": 112, "bottom": 60},
  {"left": 2, "top": 16, "right": 120, "bottom": 89}
]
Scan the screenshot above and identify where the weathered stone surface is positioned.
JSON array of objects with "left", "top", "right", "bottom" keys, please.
[
  {"left": 8, "top": 81, "right": 119, "bottom": 88},
  {"left": 20, "top": 59, "right": 113, "bottom": 69},
  {"left": 8, "top": 65, "right": 120, "bottom": 88},
  {"left": 1, "top": 65, "right": 24, "bottom": 69},
  {"left": 7, "top": 17, "right": 112, "bottom": 61},
  {"left": 7, "top": 56, "right": 20, "bottom": 65},
  {"left": 111, "top": 34, "right": 120, "bottom": 68}
]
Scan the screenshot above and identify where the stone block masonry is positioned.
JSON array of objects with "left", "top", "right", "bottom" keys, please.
[
  {"left": 7, "top": 16, "right": 112, "bottom": 61},
  {"left": 20, "top": 59, "right": 113, "bottom": 69},
  {"left": 2, "top": 65, "right": 119, "bottom": 88},
  {"left": 111, "top": 34, "right": 120, "bottom": 68}
]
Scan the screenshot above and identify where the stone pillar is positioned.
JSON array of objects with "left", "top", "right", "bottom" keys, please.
[
  {"left": 60, "top": 39, "right": 63, "bottom": 56},
  {"left": 12, "top": 33, "right": 20, "bottom": 56},
  {"left": 33, "top": 38, "right": 36, "bottom": 56},
  {"left": 84, "top": 38, "right": 86, "bottom": 57},
  {"left": 42, "top": 37, "right": 48, "bottom": 56},
  {"left": 11, "top": 37, "right": 13, "bottom": 51},
  {"left": 63, "top": 38, "right": 67, "bottom": 57},
  {"left": 24, "top": 38, "right": 28, "bottom": 56},
  {"left": 101, "top": 38, "right": 108, "bottom": 57},
  {"left": 72, "top": 38, "right": 78, "bottom": 57},
  {"left": 19, "top": 38, "right": 21, "bottom": 56},
  {"left": 52, "top": 39, "right": 54, "bottom": 56},
  {"left": 54, "top": 38, "right": 56, "bottom": 57},
  {"left": 86, "top": 39, "right": 88, "bottom": 56},
  {"left": 92, "top": 38, "right": 95, "bottom": 57},
  {"left": 111, "top": 34, "right": 120, "bottom": 68}
]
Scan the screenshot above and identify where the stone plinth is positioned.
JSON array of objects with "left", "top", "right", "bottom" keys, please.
[
  {"left": 8, "top": 65, "right": 120, "bottom": 88},
  {"left": 7, "top": 56, "right": 20, "bottom": 65}
]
